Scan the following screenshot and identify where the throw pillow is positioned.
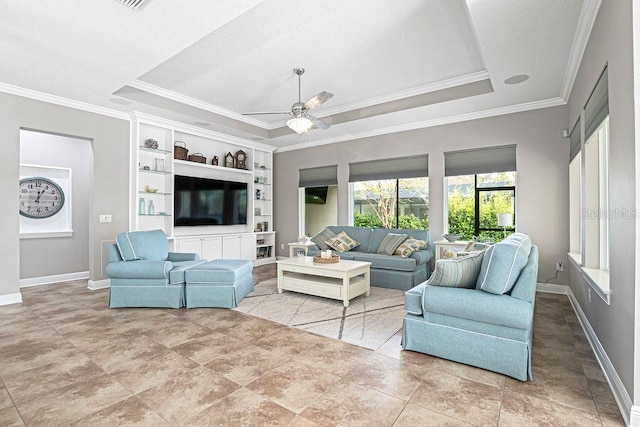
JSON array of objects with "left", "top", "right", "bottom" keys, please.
[
  {"left": 427, "top": 251, "right": 485, "bottom": 288},
  {"left": 476, "top": 233, "right": 532, "bottom": 295},
  {"left": 311, "top": 227, "right": 337, "bottom": 251},
  {"left": 394, "top": 238, "right": 427, "bottom": 258},
  {"left": 464, "top": 241, "right": 491, "bottom": 252},
  {"left": 443, "top": 249, "right": 469, "bottom": 259},
  {"left": 376, "top": 233, "right": 408, "bottom": 255},
  {"left": 326, "top": 231, "right": 361, "bottom": 252}
]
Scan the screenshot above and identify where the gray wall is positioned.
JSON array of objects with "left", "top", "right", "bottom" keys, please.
[
  {"left": 566, "top": 0, "right": 636, "bottom": 398},
  {"left": 274, "top": 106, "right": 570, "bottom": 286},
  {"left": 0, "top": 92, "right": 130, "bottom": 299},
  {"left": 20, "top": 130, "right": 92, "bottom": 279}
]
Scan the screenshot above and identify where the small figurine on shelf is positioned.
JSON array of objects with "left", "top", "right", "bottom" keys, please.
[
  {"left": 212, "top": 156, "right": 219, "bottom": 166},
  {"left": 225, "top": 152, "right": 234, "bottom": 168}
]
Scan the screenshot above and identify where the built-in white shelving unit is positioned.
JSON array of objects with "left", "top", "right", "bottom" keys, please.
[{"left": 130, "top": 113, "right": 276, "bottom": 265}]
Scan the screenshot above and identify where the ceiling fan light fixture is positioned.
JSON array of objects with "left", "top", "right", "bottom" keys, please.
[{"left": 287, "top": 116, "right": 313, "bottom": 134}]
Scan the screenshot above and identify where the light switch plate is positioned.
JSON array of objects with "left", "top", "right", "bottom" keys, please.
[{"left": 99, "top": 214, "right": 112, "bottom": 223}]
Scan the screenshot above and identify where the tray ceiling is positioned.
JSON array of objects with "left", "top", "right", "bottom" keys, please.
[{"left": 1, "top": 0, "right": 589, "bottom": 149}]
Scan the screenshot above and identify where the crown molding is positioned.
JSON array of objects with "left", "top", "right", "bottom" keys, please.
[
  {"left": 268, "top": 70, "right": 492, "bottom": 129},
  {"left": 560, "top": 0, "right": 602, "bottom": 101},
  {"left": 275, "top": 97, "right": 566, "bottom": 153},
  {"left": 128, "top": 80, "right": 268, "bottom": 128},
  {"left": 130, "top": 111, "right": 277, "bottom": 152},
  {"left": 0, "top": 82, "right": 129, "bottom": 120}
]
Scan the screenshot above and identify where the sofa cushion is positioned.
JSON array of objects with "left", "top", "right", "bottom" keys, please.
[
  {"left": 328, "top": 226, "right": 372, "bottom": 252},
  {"left": 185, "top": 260, "right": 253, "bottom": 284},
  {"left": 476, "top": 233, "right": 532, "bottom": 294},
  {"left": 376, "top": 233, "right": 408, "bottom": 255},
  {"left": 350, "top": 253, "right": 416, "bottom": 272},
  {"left": 409, "top": 249, "right": 432, "bottom": 266},
  {"left": 311, "top": 227, "right": 337, "bottom": 251},
  {"left": 326, "top": 231, "right": 361, "bottom": 252},
  {"left": 427, "top": 251, "right": 484, "bottom": 289},
  {"left": 335, "top": 252, "right": 356, "bottom": 260},
  {"left": 395, "top": 238, "right": 427, "bottom": 258},
  {"left": 422, "top": 286, "right": 534, "bottom": 330},
  {"left": 116, "top": 229, "right": 169, "bottom": 261}
]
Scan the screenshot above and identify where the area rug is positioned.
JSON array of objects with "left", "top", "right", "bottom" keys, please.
[{"left": 235, "top": 278, "right": 405, "bottom": 350}]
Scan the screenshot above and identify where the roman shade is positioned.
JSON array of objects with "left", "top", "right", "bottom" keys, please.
[
  {"left": 299, "top": 165, "right": 338, "bottom": 187},
  {"left": 348, "top": 155, "right": 428, "bottom": 182},
  {"left": 444, "top": 145, "right": 516, "bottom": 177},
  {"left": 569, "top": 118, "right": 581, "bottom": 162},
  {"left": 584, "top": 65, "right": 608, "bottom": 139}
]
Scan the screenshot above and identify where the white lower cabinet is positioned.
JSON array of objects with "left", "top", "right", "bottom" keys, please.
[{"left": 176, "top": 234, "right": 255, "bottom": 261}]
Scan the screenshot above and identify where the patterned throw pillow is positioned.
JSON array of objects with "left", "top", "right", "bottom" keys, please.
[
  {"left": 427, "top": 251, "right": 485, "bottom": 288},
  {"left": 311, "top": 227, "right": 336, "bottom": 251},
  {"left": 326, "top": 231, "right": 361, "bottom": 252},
  {"left": 394, "top": 238, "right": 427, "bottom": 258},
  {"left": 376, "top": 233, "right": 408, "bottom": 255}
]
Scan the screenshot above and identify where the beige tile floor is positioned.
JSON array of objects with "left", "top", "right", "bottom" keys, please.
[{"left": 0, "top": 264, "right": 625, "bottom": 426}]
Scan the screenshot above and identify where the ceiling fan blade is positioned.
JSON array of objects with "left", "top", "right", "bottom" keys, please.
[
  {"left": 308, "top": 114, "right": 330, "bottom": 130},
  {"left": 304, "top": 91, "right": 333, "bottom": 110},
  {"left": 242, "top": 112, "right": 290, "bottom": 116}
]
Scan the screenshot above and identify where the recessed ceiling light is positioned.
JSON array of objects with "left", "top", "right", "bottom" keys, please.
[
  {"left": 504, "top": 74, "right": 530, "bottom": 85},
  {"left": 109, "top": 98, "right": 131, "bottom": 105},
  {"left": 194, "top": 121, "right": 211, "bottom": 127}
]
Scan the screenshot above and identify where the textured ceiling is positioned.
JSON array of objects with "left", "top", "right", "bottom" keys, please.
[{"left": 0, "top": 0, "right": 588, "bottom": 149}]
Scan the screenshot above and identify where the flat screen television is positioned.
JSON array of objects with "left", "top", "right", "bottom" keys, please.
[
  {"left": 174, "top": 175, "right": 247, "bottom": 226},
  {"left": 305, "top": 186, "right": 328, "bottom": 204}
]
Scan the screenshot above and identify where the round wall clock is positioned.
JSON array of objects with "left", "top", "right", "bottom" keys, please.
[{"left": 19, "top": 177, "right": 65, "bottom": 219}]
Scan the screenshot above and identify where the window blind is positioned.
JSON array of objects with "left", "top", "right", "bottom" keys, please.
[
  {"left": 444, "top": 145, "right": 516, "bottom": 177},
  {"left": 298, "top": 165, "right": 338, "bottom": 187},
  {"left": 584, "top": 65, "right": 608, "bottom": 139},
  {"left": 348, "top": 155, "right": 428, "bottom": 182},
  {"left": 569, "top": 118, "right": 581, "bottom": 162}
]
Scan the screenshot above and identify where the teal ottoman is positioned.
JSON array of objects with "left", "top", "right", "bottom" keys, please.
[{"left": 184, "top": 259, "right": 254, "bottom": 308}]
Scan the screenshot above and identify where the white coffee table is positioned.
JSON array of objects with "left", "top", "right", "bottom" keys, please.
[{"left": 276, "top": 257, "right": 371, "bottom": 307}]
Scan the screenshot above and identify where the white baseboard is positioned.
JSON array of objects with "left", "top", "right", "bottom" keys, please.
[
  {"left": 0, "top": 292, "right": 23, "bottom": 306},
  {"left": 20, "top": 271, "right": 89, "bottom": 288},
  {"left": 88, "top": 278, "right": 111, "bottom": 290},
  {"left": 566, "top": 288, "right": 633, "bottom": 426},
  {"left": 536, "top": 282, "right": 569, "bottom": 294}
]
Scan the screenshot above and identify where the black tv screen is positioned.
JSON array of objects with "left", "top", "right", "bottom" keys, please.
[
  {"left": 305, "top": 186, "right": 328, "bottom": 204},
  {"left": 174, "top": 175, "right": 247, "bottom": 226}
]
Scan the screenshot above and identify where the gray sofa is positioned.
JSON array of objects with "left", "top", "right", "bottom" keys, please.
[{"left": 307, "top": 226, "right": 432, "bottom": 291}]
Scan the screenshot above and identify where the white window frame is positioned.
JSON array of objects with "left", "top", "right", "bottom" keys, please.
[{"left": 579, "top": 117, "right": 610, "bottom": 304}]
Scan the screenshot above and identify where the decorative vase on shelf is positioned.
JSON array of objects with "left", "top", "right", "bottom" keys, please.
[
  {"left": 139, "top": 198, "right": 145, "bottom": 215},
  {"left": 148, "top": 200, "right": 155, "bottom": 215}
]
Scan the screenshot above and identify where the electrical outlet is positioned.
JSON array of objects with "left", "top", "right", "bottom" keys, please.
[
  {"left": 280, "top": 244, "right": 284, "bottom": 250},
  {"left": 99, "top": 214, "right": 112, "bottom": 223},
  {"left": 556, "top": 261, "right": 564, "bottom": 272}
]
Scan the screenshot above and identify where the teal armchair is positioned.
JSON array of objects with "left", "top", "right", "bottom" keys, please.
[{"left": 106, "top": 229, "right": 206, "bottom": 308}]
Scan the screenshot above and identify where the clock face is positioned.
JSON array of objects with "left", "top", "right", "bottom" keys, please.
[{"left": 19, "top": 177, "right": 65, "bottom": 219}]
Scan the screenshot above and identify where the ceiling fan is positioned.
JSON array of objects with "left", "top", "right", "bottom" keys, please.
[{"left": 243, "top": 68, "right": 333, "bottom": 134}]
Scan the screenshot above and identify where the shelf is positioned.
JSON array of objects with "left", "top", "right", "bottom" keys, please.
[
  {"left": 253, "top": 167, "right": 271, "bottom": 172},
  {"left": 255, "top": 230, "right": 276, "bottom": 235},
  {"left": 256, "top": 244, "right": 273, "bottom": 248},
  {"left": 139, "top": 146, "right": 172, "bottom": 154},
  {"left": 255, "top": 199, "right": 271, "bottom": 202},
  {"left": 254, "top": 183, "right": 271, "bottom": 186},
  {"left": 139, "top": 213, "right": 171, "bottom": 217},
  {"left": 255, "top": 214, "right": 272, "bottom": 216},
  {"left": 174, "top": 159, "right": 252, "bottom": 175},
  {"left": 139, "top": 191, "right": 171, "bottom": 196},
  {"left": 140, "top": 169, "right": 171, "bottom": 175}
]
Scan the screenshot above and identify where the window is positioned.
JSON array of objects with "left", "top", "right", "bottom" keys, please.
[
  {"left": 446, "top": 172, "right": 516, "bottom": 241},
  {"left": 444, "top": 145, "right": 517, "bottom": 242},
  {"left": 349, "top": 156, "right": 429, "bottom": 229},
  {"left": 569, "top": 64, "right": 610, "bottom": 304},
  {"left": 352, "top": 178, "right": 429, "bottom": 229},
  {"left": 298, "top": 166, "right": 338, "bottom": 236}
]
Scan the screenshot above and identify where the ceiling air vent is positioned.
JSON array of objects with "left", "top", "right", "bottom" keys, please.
[{"left": 114, "top": 0, "right": 150, "bottom": 10}]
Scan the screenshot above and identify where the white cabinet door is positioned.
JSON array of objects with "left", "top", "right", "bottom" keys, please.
[
  {"left": 177, "top": 238, "right": 203, "bottom": 258},
  {"left": 241, "top": 234, "right": 256, "bottom": 261},
  {"left": 222, "top": 236, "right": 241, "bottom": 259},
  {"left": 201, "top": 236, "right": 223, "bottom": 261}
]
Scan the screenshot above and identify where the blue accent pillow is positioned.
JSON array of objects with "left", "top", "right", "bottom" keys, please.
[{"left": 476, "top": 233, "right": 532, "bottom": 295}]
